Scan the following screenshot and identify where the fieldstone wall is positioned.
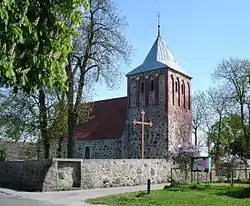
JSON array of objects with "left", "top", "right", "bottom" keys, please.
[
  {"left": 43, "top": 158, "right": 173, "bottom": 191},
  {"left": 127, "top": 69, "right": 168, "bottom": 158},
  {"left": 80, "top": 159, "right": 172, "bottom": 189},
  {"left": 0, "top": 160, "right": 51, "bottom": 191},
  {"left": 57, "top": 160, "right": 81, "bottom": 189},
  {"left": 62, "top": 139, "right": 122, "bottom": 159},
  {"left": 0, "top": 158, "right": 173, "bottom": 192}
]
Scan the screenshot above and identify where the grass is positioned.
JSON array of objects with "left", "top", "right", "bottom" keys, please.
[{"left": 87, "top": 183, "right": 250, "bottom": 206}]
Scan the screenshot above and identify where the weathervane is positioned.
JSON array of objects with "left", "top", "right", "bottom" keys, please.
[{"left": 157, "top": 12, "right": 161, "bottom": 37}]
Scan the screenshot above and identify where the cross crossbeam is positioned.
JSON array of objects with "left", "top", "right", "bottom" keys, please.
[{"left": 132, "top": 110, "right": 153, "bottom": 159}]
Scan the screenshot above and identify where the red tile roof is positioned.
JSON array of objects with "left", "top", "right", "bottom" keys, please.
[{"left": 71, "top": 97, "right": 127, "bottom": 141}]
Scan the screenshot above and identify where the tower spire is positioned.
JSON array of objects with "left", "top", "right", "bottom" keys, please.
[{"left": 157, "top": 12, "right": 160, "bottom": 37}]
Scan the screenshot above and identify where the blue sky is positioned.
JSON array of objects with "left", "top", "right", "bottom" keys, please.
[{"left": 93, "top": 0, "right": 250, "bottom": 101}]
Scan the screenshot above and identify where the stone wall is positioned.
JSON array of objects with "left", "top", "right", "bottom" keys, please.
[
  {"left": 0, "top": 158, "right": 173, "bottom": 192},
  {"left": 127, "top": 69, "right": 168, "bottom": 158},
  {"left": 62, "top": 139, "right": 122, "bottom": 159},
  {"left": 0, "top": 160, "right": 51, "bottom": 191},
  {"left": 2, "top": 159, "right": 249, "bottom": 192},
  {"left": 43, "top": 158, "right": 173, "bottom": 191}
]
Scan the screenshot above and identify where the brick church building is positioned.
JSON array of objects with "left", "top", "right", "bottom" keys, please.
[{"left": 63, "top": 24, "right": 192, "bottom": 159}]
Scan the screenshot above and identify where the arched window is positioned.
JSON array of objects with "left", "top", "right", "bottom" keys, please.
[
  {"left": 177, "top": 77, "right": 180, "bottom": 107},
  {"left": 182, "top": 80, "right": 186, "bottom": 108},
  {"left": 175, "top": 82, "right": 178, "bottom": 92},
  {"left": 139, "top": 78, "right": 146, "bottom": 107},
  {"left": 171, "top": 75, "right": 174, "bottom": 105},
  {"left": 187, "top": 82, "right": 191, "bottom": 110},
  {"left": 150, "top": 79, "right": 154, "bottom": 91},
  {"left": 85, "top": 146, "right": 91, "bottom": 159},
  {"left": 129, "top": 79, "right": 137, "bottom": 108},
  {"left": 140, "top": 81, "right": 144, "bottom": 93},
  {"left": 148, "top": 76, "right": 156, "bottom": 105}
]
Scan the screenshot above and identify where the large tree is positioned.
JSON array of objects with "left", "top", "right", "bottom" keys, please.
[
  {"left": 192, "top": 91, "right": 207, "bottom": 146},
  {"left": 0, "top": 90, "right": 39, "bottom": 142},
  {"left": 200, "top": 87, "right": 229, "bottom": 161},
  {"left": 0, "top": 0, "right": 89, "bottom": 93},
  {"left": 209, "top": 114, "right": 249, "bottom": 175},
  {"left": 213, "top": 58, "right": 250, "bottom": 156},
  {"left": 66, "top": 0, "right": 132, "bottom": 158},
  {"left": 0, "top": 89, "right": 57, "bottom": 158}
]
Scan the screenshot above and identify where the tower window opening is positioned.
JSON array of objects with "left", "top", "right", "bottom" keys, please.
[
  {"left": 171, "top": 75, "right": 174, "bottom": 105},
  {"left": 182, "top": 80, "right": 186, "bottom": 108},
  {"left": 187, "top": 82, "right": 191, "bottom": 110},
  {"left": 177, "top": 77, "right": 180, "bottom": 107},
  {"left": 175, "top": 82, "right": 177, "bottom": 92},
  {"left": 141, "top": 82, "right": 144, "bottom": 93},
  {"left": 150, "top": 79, "right": 154, "bottom": 91},
  {"left": 181, "top": 84, "right": 184, "bottom": 94}
]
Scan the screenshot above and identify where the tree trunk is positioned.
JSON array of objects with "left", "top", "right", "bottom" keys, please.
[
  {"left": 39, "top": 89, "right": 50, "bottom": 159},
  {"left": 214, "top": 153, "right": 220, "bottom": 176},
  {"left": 57, "top": 136, "right": 63, "bottom": 158},
  {"left": 218, "top": 114, "right": 222, "bottom": 145},
  {"left": 66, "top": 65, "right": 76, "bottom": 158},
  {"left": 194, "top": 127, "right": 198, "bottom": 146},
  {"left": 239, "top": 100, "right": 249, "bottom": 156},
  {"left": 248, "top": 102, "right": 250, "bottom": 126}
]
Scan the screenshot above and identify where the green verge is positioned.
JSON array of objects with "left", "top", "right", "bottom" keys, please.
[{"left": 87, "top": 184, "right": 250, "bottom": 206}]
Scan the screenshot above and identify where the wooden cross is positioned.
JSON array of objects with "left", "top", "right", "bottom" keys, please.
[{"left": 133, "top": 110, "right": 153, "bottom": 159}]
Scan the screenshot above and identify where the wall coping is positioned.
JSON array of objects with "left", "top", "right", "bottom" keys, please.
[
  {"left": 53, "top": 158, "right": 168, "bottom": 162},
  {"left": 53, "top": 158, "right": 83, "bottom": 162}
]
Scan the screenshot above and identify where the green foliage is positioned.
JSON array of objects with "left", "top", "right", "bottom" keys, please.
[
  {"left": 0, "top": 0, "right": 89, "bottom": 93},
  {"left": 0, "top": 90, "right": 39, "bottom": 142},
  {"left": 48, "top": 99, "right": 93, "bottom": 140},
  {"left": 48, "top": 99, "right": 68, "bottom": 140},
  {"left": 209, "top": 114, "right": 248, "bottom": 157},
  {"left": 213, "top": 58, "right": 250, "bottom": 155},
  {"left": 0, "top": 146, "right": 7, "bottom": 161}
]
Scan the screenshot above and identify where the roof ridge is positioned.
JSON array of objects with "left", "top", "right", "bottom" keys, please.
[{"left": 93, "top": 96, "right": 127, "bottom": 103}]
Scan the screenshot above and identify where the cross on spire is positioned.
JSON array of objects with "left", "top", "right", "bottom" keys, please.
[
  {"left": 157, "top": 12, "right": 161, "bottom": 37},
  {"left": 132, "top": 110, "right": 153, "bottom": 159}
]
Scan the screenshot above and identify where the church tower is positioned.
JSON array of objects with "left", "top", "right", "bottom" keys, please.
[{"left": 125, "top": 19, "right": 192, "bottom": 158}]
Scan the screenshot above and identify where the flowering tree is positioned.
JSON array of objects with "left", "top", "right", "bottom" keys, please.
[
  {"left": 216, "top": 152, "right": 248, "bottom": 180},
  {"left": 168, "top": 144, "right": 199, "bottom": 183}
]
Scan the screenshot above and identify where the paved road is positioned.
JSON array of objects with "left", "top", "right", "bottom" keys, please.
[
  {"left": 0, "top": 193, "right": 59, "bottom": 206},
  {"left": 0, "top": 183, "right": 167, "bottom": 206}
]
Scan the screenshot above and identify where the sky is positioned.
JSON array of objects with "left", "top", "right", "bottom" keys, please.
[{"left": 93, "top": 0, "right": 250, "bottom": 101}]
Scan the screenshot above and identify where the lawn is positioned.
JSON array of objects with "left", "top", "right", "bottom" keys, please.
[{"left": 87, "top": 184, "right": 250, "bottom": 206}]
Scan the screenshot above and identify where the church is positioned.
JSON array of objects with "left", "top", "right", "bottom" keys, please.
[{"left": 63, "top": 23, "right": 192, "bottom": 159}]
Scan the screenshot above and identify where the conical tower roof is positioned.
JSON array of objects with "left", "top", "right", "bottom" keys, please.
[{"left": 126, "top": 34, "right": 190, "bottom": 77}]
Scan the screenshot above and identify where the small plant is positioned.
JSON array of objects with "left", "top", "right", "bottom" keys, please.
[
  {"left": 0, "top": 148, "right": 6, "bottom": 161},
  {"left": 188, "top": 183, "right": 211, "bottom": 191}
]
